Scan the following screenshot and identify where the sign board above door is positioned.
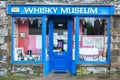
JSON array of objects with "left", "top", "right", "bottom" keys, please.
[{"left": 7, "top": 5, "right": 114, "bottom": 16}]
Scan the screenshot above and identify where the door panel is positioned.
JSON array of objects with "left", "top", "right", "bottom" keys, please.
[
  {"left": 53, "top": 58, "right": 67, "bottom": 68},
  {"left": 52, "top": 52, "right": 68, "bottom": 70}
]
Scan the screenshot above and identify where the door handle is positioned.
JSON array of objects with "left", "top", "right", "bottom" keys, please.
[{"left": 57, "top": 53, "right": 63, "bottom": 56}]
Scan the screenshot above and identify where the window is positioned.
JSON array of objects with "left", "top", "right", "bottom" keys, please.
[
  {"left": 79, "top": 18, "right": 108, "bottom": 62},
  {"left": 13, "top": 18, "right": 42, "bottom": 62}
]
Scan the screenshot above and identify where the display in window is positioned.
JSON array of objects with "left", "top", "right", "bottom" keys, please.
[
  {"left": 82, "top": 36, "right": 94, "bottom": 47},
  {"left": 14, "top": 18, "right": 42, "bottom": 62},
  {"left": 94, "top": 37, "right": 104, "bottom": 50},
  {"left": 79, "top": 18, "right": 108, "bottom": 62}
]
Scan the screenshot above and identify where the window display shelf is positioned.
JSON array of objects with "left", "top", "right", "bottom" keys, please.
[{"left": 14, "top": 54, "right": 42, "bottom": 61}]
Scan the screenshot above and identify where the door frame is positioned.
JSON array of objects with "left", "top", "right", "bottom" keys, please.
[{"left": 48, "top": 16, "right": 73, "bottom": 73}]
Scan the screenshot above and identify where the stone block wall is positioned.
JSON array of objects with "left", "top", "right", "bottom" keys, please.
[
  {"left": 111, "top": 15, "right": 120, "bottom": 71},
  {"left": 0, "top": 1, "right": 10, "bottom": 76}
]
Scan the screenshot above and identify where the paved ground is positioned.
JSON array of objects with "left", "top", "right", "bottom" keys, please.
[
  {"left": 23, "top": 73, "right": 120, "bottom": 80},
  {"left": 24, "top": 72, "right": 76, "bottom": 80},
  {"left": 41, "top": 72, "right": 76, "bottom": 80}
]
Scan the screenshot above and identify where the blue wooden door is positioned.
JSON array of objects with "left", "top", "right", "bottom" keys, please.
[{"left": 49, "top": 18, "right": 73, "bottom": 72}]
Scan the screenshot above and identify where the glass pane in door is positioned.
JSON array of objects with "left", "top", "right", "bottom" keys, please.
[{"left": 53, "top": 19, "right": 68, "bottom": 52}]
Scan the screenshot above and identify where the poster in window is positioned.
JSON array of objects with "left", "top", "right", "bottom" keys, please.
[
  {"left": 94, "top": 37, "right": 104, "bottom": 50},
  {"left": 82, "top": 36, "right": 94, "bottom": 47},
  {"left": 36, "top": 35, "right": 42, "bottom": 48}
]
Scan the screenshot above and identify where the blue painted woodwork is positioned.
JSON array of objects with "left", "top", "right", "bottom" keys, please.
[
  {"left": 48, "top": 17, "right": 73, "bottom": 73},
  {"left": 11, "top": 17, "right": 14, "bottom": 64},
  {"left": 75, "top": 17, "right": 80, "bottom": 62},
  {"left": 107, "top": 17, "right": 111, "bottom": 63}
]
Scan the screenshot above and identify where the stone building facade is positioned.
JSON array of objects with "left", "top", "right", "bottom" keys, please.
[{"left": 0, "top": 0, "right": 120, "bottom": 76}]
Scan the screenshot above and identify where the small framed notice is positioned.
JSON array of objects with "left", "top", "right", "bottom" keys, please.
[
  {"left": 94, "top": 37, "right": 104, "bottom": 50},
  {"left": 82, "top": 36, "right": 94, "bottom": 47},
  {"left": 20, "top": 32, "right": 26, "bottom": 38}
]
